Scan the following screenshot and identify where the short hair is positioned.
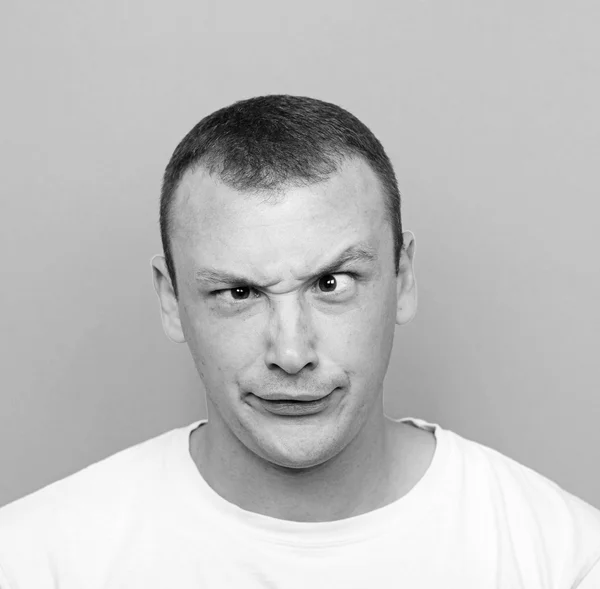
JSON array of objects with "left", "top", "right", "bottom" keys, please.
[{"left": 160, "top": 95, "right": 403, "bottom": 297}]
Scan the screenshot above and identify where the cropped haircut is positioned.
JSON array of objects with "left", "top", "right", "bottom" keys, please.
[{"left": 160, "top": 95, "right": 403, "bottom": 298}]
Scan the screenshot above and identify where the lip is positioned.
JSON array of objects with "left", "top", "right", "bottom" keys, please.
[
  {"left": 255, "top": 392, "right": 334, "bottom": 416},
  {"left": 259, "top": 394, "right": 328, "bottom": 402}
]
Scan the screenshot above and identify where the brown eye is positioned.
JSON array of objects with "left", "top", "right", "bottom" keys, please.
[
  {"left": 231, "top": 287, "right": 251, "bottom": 300},
  {"left": 318, "top": 275, "right": 337, "bottom": 292}
]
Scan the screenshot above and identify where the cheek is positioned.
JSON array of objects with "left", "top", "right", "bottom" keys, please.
[
  {"left": 181, "top": 302, "right": 262, "bottom": 385},
  {"left": 325, "top": 295, "right": 394, "bottom": 364},
  {"left": 328, "top": 286, "right": 396, "bottom": 379}
]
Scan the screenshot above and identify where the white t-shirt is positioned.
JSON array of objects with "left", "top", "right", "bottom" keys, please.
[{"left": 0, "top": 417, "right": 599, "bottom": 588}]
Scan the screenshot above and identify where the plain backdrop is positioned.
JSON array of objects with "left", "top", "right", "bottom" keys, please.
[{"left": 1, "top": 1, "right": 598, "bottom": 509}]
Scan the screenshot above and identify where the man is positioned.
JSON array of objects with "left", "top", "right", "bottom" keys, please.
[{"left": 0, "top": 95, "right": 598, "bottom": 588}]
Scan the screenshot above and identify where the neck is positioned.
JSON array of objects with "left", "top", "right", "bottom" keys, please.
[{"left": 190, "top": 404, "right": 406, "bottom": 523}]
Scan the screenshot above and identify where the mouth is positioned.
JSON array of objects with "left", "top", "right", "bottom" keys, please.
[
  {"left": 253, "top": 390, "right": 336, "bottom": 417},
  {"left": 258, "top": 393, "right": 330, "bottom": 402}
]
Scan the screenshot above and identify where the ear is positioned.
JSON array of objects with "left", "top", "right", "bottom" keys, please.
[
  {"left": 151, "top": 255, "right": 186, "bottom": 343},
  {"left": 396, "top": 230, "right": 418, "bottom": 325}
]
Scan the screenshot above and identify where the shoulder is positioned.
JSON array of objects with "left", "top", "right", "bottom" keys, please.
[
  {"left": 0, "top": 423, "right": 195, "bottom": 574},
  {"left": 446, "top": 426, "right": 600, "bottom": 582},
  {"left": 0, "top": 424, "right": 193, "bottom": 524}
]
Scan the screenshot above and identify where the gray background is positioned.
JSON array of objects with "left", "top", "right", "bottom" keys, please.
[{"left": 1, "top": 1, "right": 598, "bottom": 509}]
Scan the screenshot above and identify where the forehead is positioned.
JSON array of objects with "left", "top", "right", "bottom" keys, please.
[{"left": 170, "top": 158, "right": 390, "bottom": 276}]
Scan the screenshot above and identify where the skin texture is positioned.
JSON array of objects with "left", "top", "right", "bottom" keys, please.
[{"left": 152, "top": 157, "right": 435, "bottom": 522}]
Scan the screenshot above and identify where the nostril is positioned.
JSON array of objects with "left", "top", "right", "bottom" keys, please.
[{"left": 265, "top": 349, "right": 318, "bottom": 375}]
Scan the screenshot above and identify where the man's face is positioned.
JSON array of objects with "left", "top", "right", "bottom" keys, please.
[{"left": 155, "top": 158, "right": 416, "bottom": 469}]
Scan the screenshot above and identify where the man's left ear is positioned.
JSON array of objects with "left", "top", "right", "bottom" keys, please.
[{"left": 396, "top": 230, "right": 418, "bottom": 325}]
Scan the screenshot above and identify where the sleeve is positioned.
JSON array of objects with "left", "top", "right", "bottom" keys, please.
[
  {"left": 0, "top": 563, "right": 14, "bottom": 589},
  {"left": 0, "top": 510, "right": 59, "bottom": 589},
  {"left": 576, "top": 554, "right": 600, "bottom": 589}
]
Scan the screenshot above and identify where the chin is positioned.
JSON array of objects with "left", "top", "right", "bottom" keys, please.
[
  {"left": 249, "top": 428, "right": 345, "bottom": 472},
  {"left": 266, "top": 451, "right": 333, "bottom": 471}
]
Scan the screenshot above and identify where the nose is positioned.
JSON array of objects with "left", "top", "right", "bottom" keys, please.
[{"left": 264, "top": 296, "right": 318, "bottom": 375}]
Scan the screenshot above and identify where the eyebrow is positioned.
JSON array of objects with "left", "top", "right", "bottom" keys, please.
[{"left": 194, "top": 243, "right": 378, "bottom": 289}]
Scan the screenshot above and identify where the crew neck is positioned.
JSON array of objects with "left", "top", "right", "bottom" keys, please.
[{"left": 169, "top": 416, "right": 452, "bottom": 548}]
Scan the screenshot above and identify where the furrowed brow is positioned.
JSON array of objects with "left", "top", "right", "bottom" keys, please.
[
  {"left": 194, "top": 268, "right": 262, "bottom": 287},
  {"left": 307, "top": 244, "right": 378, "bottom": 279},
  {"left": 194, "top": 243, "right": 378, "bottom": 288}
]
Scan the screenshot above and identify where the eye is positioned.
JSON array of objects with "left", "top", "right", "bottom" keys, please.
[
  {"left": 213, "top": 286, "right": 259, "bottom": 304},
  {"left": 317, "top": 275, "right": 338, "bottom": 292},
  {"left": 230, "top": 287, "right": 251, "bottom": 300},
  {"left": 314, "top": 273, "right": 357, "bottom": 299}
]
